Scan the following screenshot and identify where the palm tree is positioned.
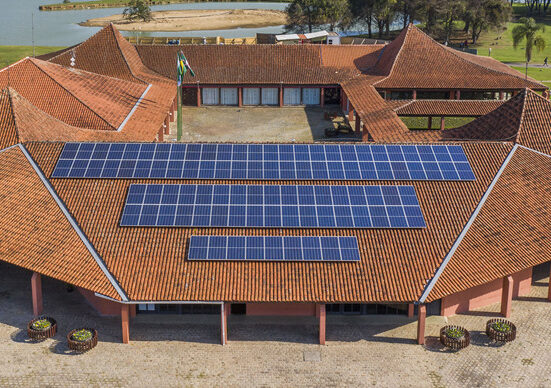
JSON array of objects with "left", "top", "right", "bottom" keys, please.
[{"left": 512, "top": 17, "right": 546, "bottom": 79}]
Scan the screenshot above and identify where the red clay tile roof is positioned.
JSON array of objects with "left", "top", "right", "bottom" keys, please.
[
  {"left": 441, "top": 89, "right": 551, "bottom": 155},
  {"left": 319, "top": 45, "right": 384, "bottom": 69},
  {"left": 0, "top": 89, "right": 19, "bottom": 149},
  {"left": 392, "top": 99, "right": 504, "bottom": 117},
  {"left": 137, "top": 44, "right": 361, "bottom": 85},
  {"left": 25, "top": 141, "right": 511, "bottom": 303},
  {"left": 0, "top": 59, "right": 114, "bottom": 130},
  {"left": 373, "top": 25, "right": 545, "bottom": 90},
  {"left": 426, "top": 146, "right": 551, "bottom": 302},
  {"left": 0, "top": 145, "right": 120, "bottom": 299},
  {"left": 49, "top": 24, "right": 169, "bottom": 85},
  {"left": 2, "top": 87, "right": 173, "bottom": 143}
]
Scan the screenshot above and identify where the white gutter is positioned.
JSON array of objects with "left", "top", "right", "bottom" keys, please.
[
  {"left": 117, "top": 83, "right": 152, "bottom": 132},
  {"left": 19, "top": 144, "right": 129, "bottom": 301},
  {"left": 517, "top": 144, "right": 551, "bottom": 159},
  {"left": 418, "top": 144, "right": 519, "bottom": 303}
]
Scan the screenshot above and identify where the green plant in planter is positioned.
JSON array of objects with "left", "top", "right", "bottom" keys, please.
[
  {"left": 71, "top": 329, "right": 93, "bottom": 342},
  {"left": 31, "top": 319, "right": 52, "bottom": 331},
  {"left": 492, "top": 321, "right": 512, "bottom": 333},
  {"left": 446, "top": 327, "right": 465, "bottom": 339}
]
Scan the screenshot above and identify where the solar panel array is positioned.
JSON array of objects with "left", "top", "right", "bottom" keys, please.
[
  {"left": 188, "top": 235, "right": 361, "bottom": 261},
  {"left": 120, "top": 184, "right": 426, "bottom": 228},
  {"left": 52, "top": 143, "right": 475, "bottom": 181}
]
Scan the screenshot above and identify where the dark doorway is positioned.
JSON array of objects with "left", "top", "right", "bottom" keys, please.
[
  {"left": 181, "top": 87, "right": 198, "bottom": 106},
  {"left": 326, "top": 303, "right": 408, "bottom": 315},
  {"left": 137, "top": 303, "right": 220, "bottom": 314},
  {"left": 324, "top": 87, "right": 340, "bottom": 105}
]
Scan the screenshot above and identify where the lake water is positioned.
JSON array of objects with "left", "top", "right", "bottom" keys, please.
[{"left": 0, "top": 1, "right": 288, "bottom": 46}]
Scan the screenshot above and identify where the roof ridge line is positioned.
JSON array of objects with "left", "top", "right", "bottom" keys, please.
[
  {"left": 111, "top": 26, "right": 149, "bottom": 85},
  {"left": 0, "top": 57, "right": 29, "bottom": 74},
  {"left": 0, "top": 143, "right": 20, "bottom": 154},
  {"left": 4, "top": 88, "right": 21, "bottom": 141},
  {"left": 441, "top": 45, "right": 543, "bottom": 86},
  {"left": 517, "top": 143, "right": 551, "bottom": 158},
  {"left": 391, "top": 99, "right": 415, "bottom": 112},
  {"left": 117, "top": 83, "right": 151, "bottom": 131},
  {"left": 17, "top": 144, "right": 128, "bottom": 301},
  {"left": 418, "top": 144, "right": 519, "bottom": 303},
  {"left": 372, "top": 25, "right": 411, "bottom": 85},
  {"left": 29, "top": 59, "right": 117, "bottom": 130}
]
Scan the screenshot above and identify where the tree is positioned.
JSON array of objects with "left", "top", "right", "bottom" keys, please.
[
  {"left": 319, "top": 0, "right": 351, "bottom": 31},
  {"left": 123, "top": 0, "right": 152, "bottom": 23},
  {"left": 442, "top": 0, "right": 466, "bottom": 44},
  {"left": 513, "top": 17, "right": 546, "bottom": 77},
  {"left": 285, "top": 0, "right": 323, "bottom": 33},
  {"left": 464, "top": 0, "right": 511, "bottom": 44},
  {"left": 349, "top": 0, "right": 375, "bottom": 38}
]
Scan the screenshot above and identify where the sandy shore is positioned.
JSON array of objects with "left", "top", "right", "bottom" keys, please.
[{"left": 79, "top": 9, "right": 287, "bottom": 31}]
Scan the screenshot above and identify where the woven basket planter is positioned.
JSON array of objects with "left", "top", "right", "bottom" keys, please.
[
  {"left": 27, "top": 316, "right": 57, "bottom": 341},
  {"left": 486, "top": 319, "right": 516, "bottom": 342},
  {"left": 67, "top": 328, "right": 98, "bottom": 352},
  {"left": 440, "top": 325, "right": 470, "bottom": 350}
]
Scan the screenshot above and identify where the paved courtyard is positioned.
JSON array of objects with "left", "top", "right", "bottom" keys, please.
[
  {"left": 167, "top": 106, "right": 358, "bottom": 143},
  {"left": 1, "top": 263, "right": 551, "bottom": 387}
]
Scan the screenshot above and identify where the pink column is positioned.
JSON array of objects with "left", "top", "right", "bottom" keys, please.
[
  {"left": 164, "top": 115, "right": 170, "bottom": 135},
  {"left": 427, "top": 116, "right": 432, "bottom": 130},
  {"left": 499, "top": 91, "right": 504, "bottom": 100},
  {"left": 31, "top": 272, "right": 43, "bottom": 317},
  {"left": 412, "top": 90, "right": 417, "bottom": 100},
  {"left": 238, "top": 88, "right": 243, "bottom": 107},
  {"left": 318, "top": 304, "right": 326, "bottom": 345},
  {"left": 501, "top": 275, "right": 513, "bottom": 318},
  {"left": 449, "top": 90, "right": 455, "bottom": 100},
  {"left": 417, "top": 304, "right": 426, "bottom": 345},
  {"left": 440, "top": 117, "right": 445, "bottom": 131},
  {"left": 121, "top": 304, "right": 130, "bottom": 344},
  {"left": 221, "top": 303, "right": 229, "bottom": 345},
  {"left": 407, "top": 303, "right": 414, "bottom": 318},
  {"left": 197, "top": 87, "right": 201, "bottom": 107},
  {"left": 547, "top": 264, "right": 551, "bottom": 302},
  {"left": 348, "top": 108, "right": 354, "bottom": 123},
  {"left": 279, "top": 87, "right": 284, "bottom": 107},
  {"left": 456, "top": 90, "right": 461, "bottom": 100},
  {"left": 320, "top": 87, "right": 325, "bottom": 107}
]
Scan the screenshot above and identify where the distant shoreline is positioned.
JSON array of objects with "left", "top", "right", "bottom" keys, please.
[
  {"left": 79, "top": 9, "right": 287, "bottom": 32},
  {"left": 40, "top": 1, "right": 288, "bottom": 12}
]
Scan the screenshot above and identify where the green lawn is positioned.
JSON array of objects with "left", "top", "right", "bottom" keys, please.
[
  {"left": 510, "top": 65, "right": 551, "bottom": 88},
  {"left": 0, "top": 46, "right": 65, "bottom": 66},
  {"left": 400, "top": 116, "right": 474, "bottom": 130},
  {"left": 472, "top": 5, "right": 551, "bottom": 64}
]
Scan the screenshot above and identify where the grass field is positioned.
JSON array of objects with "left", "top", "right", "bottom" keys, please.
[
  {"left": 472, "top": 5, "right": 551, "bottom": 64},
  {"left": 400, "top": 116, "right": 474, "bottom": 130},
  {"left": 0, "top": 46, "right": 65, "bottom": 66},
  {"left": 510, "top": 65, "right": 551, "bottom": 88}
]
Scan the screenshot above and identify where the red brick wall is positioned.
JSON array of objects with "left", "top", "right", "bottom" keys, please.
[
  {"left": 246, "top": 303, "right": 317, "bottom": 316},
  {"left": 440, "top": 267, "right": 532, "bottom": 316},
  {"left": 78, "top": 287, "right": 121, "bottom": 316}
]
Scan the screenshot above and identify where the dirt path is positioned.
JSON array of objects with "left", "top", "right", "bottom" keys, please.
[{"left": 80, "top": 9, "right": 287, "bottom": 32}]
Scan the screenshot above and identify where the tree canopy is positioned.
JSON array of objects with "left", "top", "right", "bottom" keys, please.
[{"left": 123, "top": 0, "right": 152, "bottom": 23}]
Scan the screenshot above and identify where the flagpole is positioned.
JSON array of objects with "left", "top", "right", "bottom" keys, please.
[{"left": 177, "top": 84, "right": 183, "bottom": 141}]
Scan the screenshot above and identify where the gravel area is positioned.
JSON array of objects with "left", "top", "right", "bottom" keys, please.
[{"left": 1, "top": 263, "right": 551, "bottom": 387}]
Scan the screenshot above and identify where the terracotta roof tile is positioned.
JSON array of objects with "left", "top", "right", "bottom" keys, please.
[
  {"left": 0, "top": 89, "right": 19, "bottom": 149},
  {"left": 373, "top": 25, "right": 545, "bottom": 90},
  {"left": 392, "top": 99, "right": 503, "bottom": 117},
  {"left": 25, "top": 141, "right": 511, "bottom": 303},
  {"left": 0, "top": 145, "right": 120, "bottom": 299},
  {"left": 441, "top": 89, "right": 551, "bottom": 154},
  {"left": 427, "top": 146, "right": 551, "bottom": 301}
]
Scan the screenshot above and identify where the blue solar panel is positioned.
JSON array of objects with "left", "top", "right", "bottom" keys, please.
[
  {"left": 188, "top": 235, "right": 361, "bottom": 261},
  {"left": 120, "top": 184, "right": 426, "bottom": 228},
  {"left": 52, "top": 143, "right": 476, "bottom": 181}
]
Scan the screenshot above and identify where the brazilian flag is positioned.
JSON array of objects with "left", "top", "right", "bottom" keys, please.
[{"left": 177, "top": 51, "right": 195, "bottom": 86}]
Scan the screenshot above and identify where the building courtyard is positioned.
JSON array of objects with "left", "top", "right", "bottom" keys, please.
[{"left": 1, "top": 263, "right": 550, "bottom": 387}]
